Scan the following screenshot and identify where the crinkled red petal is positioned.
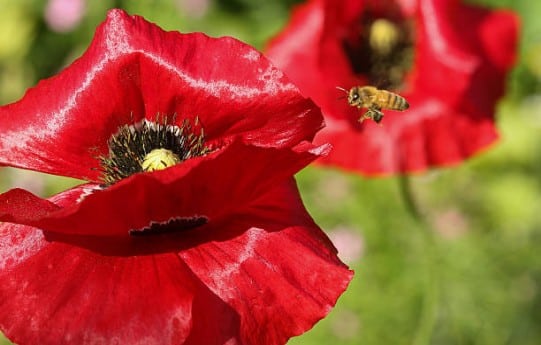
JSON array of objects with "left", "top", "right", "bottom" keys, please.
[
  {"left": 180, "top": 179, "right": 353, "bottom": 344},
  {"left": 0, "top": 221, "right": 250, "bottom": 345},
  {"left": 0, "top": 187, "right": 198, "bottom": 345},
  {"left": 414, "top": 0, "right": 519, "bottom": 110},
  {"left": 314, "top": 96, "right": 498, "bottom": 174},
  {"left": 0, "top": 9, "right": 323, "bottom": 182},
  {"left": 433, "top": 2, "right": 519, "bottom": 116},
  {"left": 267, "top": 0, "right": 352, "bottom": 124},
  {"left": 0, "top": 174, "right": 350, "bottom": 345},
  {"left": 266, "top": 0, "right": 518, "bottom": 175},
  {"left": 0, "top": 140, "right": 329, "bottom": 236}
]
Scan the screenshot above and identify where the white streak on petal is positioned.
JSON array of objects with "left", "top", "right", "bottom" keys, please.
[{"left": 0, "top": 225, "right": 45, "bottom": 270}]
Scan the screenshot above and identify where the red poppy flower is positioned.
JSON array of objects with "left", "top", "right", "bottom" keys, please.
[
  {"left": 0, "top": 9, "right": 352, "bottom": 345},
  {"left": 266, "top": 0, "right": 518, "bottom": 174}
]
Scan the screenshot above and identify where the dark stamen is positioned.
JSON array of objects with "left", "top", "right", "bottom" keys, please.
[
  {"left": 98, "top": 116, "right": 210, "bottom": 185},
  {"left": 342, "top": 7, "right": 414, "bottom": 90},
  {"left": 129, "top": 216, "right": 209, "bottom": 236}
]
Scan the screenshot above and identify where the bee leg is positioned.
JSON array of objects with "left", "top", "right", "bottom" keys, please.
[
  {"left": 372, "top": 109, "right": 384, "bottom": 124},
  {"left": 362, "top": 109, "right": 384, "bottom": 124},
  {"left": 358, "top": 111, "right": 370, "bottom": 123},
  {"left": 356, "top": 108, "right": 366, "bottom": 122}
]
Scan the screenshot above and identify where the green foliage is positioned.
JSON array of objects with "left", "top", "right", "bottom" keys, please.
[{"left": 1, "top": 0, "right": 541, "bottom": 344}]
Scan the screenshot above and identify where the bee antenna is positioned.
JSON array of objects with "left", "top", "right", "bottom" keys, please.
[{"left": 336, "top": 86, "right": 348, "bottom": 93}]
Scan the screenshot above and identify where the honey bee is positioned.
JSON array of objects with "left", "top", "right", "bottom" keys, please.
[{"left": 337, "top": 86, "right": 409, "bottom": 124}]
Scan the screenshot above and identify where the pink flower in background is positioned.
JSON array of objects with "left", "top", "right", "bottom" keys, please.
[
  {"left": 6, "top": 169, "right": 46, "bottom": 196},
  {"left": 175, "top": 0, "right": 211, "bottom": 18},
  {"left": 433, "top": 208, "right": 470, "bottom": 239},
  {"left": 45, "top": 0, "right": 86, "bottom": 32},
  {"left": 328, "top": 226, "right": 364, "bottom": 264}
]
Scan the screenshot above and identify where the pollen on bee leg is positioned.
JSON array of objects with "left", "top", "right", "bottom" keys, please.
[{"left": 141, "top": 148, "right": 181, "bottom": 172}]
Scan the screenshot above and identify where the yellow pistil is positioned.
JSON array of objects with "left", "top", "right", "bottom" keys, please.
[
  {"left": 141, "top": 148, "right": 181, "bottom": 172},
  {"left": 369, "top": 19, "right": 400, "bottom": 56}
]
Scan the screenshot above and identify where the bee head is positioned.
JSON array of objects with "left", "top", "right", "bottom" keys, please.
[
  {"left": 347, "top": 87, "right": 362, "bottom": 107},
  {"left": 349, "top": 89, "right": 360, "bottom": 101},
  {"left": 337, "top": 86, "right": 363, "bottom": 107}
]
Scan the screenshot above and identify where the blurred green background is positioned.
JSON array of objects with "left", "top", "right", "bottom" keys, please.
[{"left": 1, "top": 0, "right": 541, "bottom": 344}]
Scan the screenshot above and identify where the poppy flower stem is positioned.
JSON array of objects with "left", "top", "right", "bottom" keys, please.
[{"left": 398, "top": 175, "right": 440, "bottom": 345}]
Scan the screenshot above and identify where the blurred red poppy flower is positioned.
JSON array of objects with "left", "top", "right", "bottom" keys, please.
[
  {"left": 0, "top": 9, "right": 352, "bottom": 345},
  {"left": 266, "top": 0, "right": 518, "bottom": 174}
]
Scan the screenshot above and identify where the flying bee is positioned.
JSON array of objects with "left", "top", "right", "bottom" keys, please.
[{"left": 337, "top": 86, "right": 409, "bottom": 124}]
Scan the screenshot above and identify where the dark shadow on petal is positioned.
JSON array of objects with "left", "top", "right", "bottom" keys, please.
[
  {"left": 42, "top": 214, "right": 271, "bottom": 257},
  {"left": 129, "top": 215, "right": 209, "bottom": 236},
  {"left": 42, "top": 179, "right": 327, "bottom": 258},
  {"left": 42, "top": 224, "right": 207, "bottom": 257}
]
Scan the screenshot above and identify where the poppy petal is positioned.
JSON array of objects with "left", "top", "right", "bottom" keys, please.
[
  {"left": 314, "top": 96, "right": 498, "bottom": 174},
  {"left": 0, "top": 141, "right": 330, "bottom": 237},
  {"left": 0, "top": 178, "right": 350, "bottom": 345},
  {"left": 0, "top": 9, "right": 323, "bottom": 182},
  {"left": 0, "top": 219, "right": 255, "bottom": 345},
  {"left": 180, "top": 179, "right": 353, "bottom": 345}
]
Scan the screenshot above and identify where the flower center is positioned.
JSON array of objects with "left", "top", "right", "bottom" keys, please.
[
  {"left": 369, "top": 19, "right": 400, "bottom": 56},
  {"left": 343, "top": 9, "right": 414, "bottom": 90},
  {"left": 99, "top": 116, "right": 210, "bottom": 185},
  {"left": 141, "top": 148, "right": 181, "bottom": 172}
]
